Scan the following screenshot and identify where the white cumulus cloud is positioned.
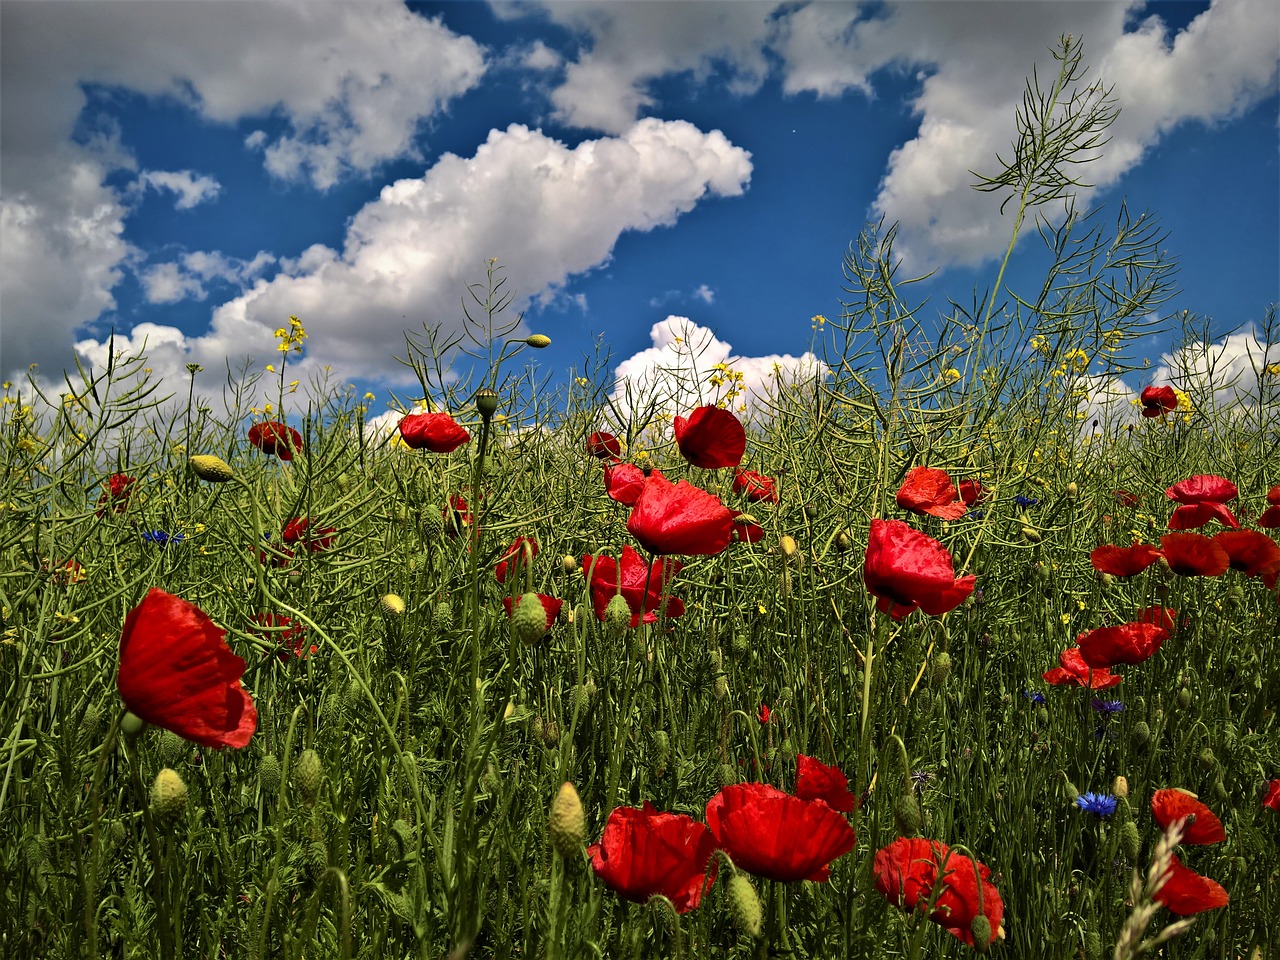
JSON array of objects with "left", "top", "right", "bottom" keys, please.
[{"left": 136, "top": 170, "right": 222, "bottom": 210}]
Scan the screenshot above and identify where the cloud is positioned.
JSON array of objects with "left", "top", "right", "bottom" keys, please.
[
  {"left": 139, "top": 250, "right": 276, "bottom": 304},
  {"left": 1151, "top": 326, "right": 1280, "bottom": 409},
  {"left": 95, "top": 119, "right": 750, "bottom": 385},
  {"left": 0, "top": 0, "right": 485, "bottom": 378},
  {"left": 648, "top": 283, "right": 717, "bottom": 308},
  {"left": 136, "top": 170, "right": 222, "bottom": 210},
  {"left": 609, "top": 316, "right": 825, "bottom": 424}
]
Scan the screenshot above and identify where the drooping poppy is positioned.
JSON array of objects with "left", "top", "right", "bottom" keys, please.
[
  {"left": 673, "top": 405, "right": 746, "bottom": 469},
  {"left": 1042, "top": 647, "right": 1123, "bottom": 689},
  {"left": 958, "top": 480, "right": 984, "bottom": 507},
  {"left": 582, "top": 545, "right": 684, "bottom": 628},
  {"left": 501, "top": 593, "right": 562, "bottom": 638},
  {"left": 1150, "top": 789, "right": 1226, "bottom": 844},
  {"left": 705, "top": 782, "right": 856, "bottom": 883},
  {"left": 586, "top": 431, "right": 623, "bottom": 460},
  {"left": 248, "top": 421, "right": 303, "bottom": 460},
  {"left": 733, "top": 468, "right": 779, "bottom": 504},
  {"left": 1113, "top": 489, "right": 1141, "bottom": 508},
  {"left": 1263, "top": 779, "right": 1280, "bottom": 811},
  {"left": 249, "top": 612, "right": 316, "bottom": 661},
  {"left": 863, "top": 519, "right": 976, "bottom": 619},
  {"left": 282, "top": 517, "right": 337, "bottom": 553},
  {"left": 795, "top": 755, "right": 858, "bottom": 813},
  {"left": 1090, "top": 542, "right": 1163, "bottom": 577},
  {"left": 117, "top": 588, "right": 257, "bottom": 748},
  {"left": 398, "top": 412, "right": 470, "bottom": 453},
  {"left": 757, "top": 703, "right": 771, "bottom": 725},
  {"left": 588, "top": 802, "right": 718, "bottom": 913},
  {"left": 1159, "top": 533, "right": 1230, "bottom": 577},
  {"left": 444, "top": 494, "right": 474, "bottom": 539},
  {"left": 896, "top": 466, "right": 966, "bottom": 521},
  {"left": 1140, "top": 385, "right": 1178, "bottom": 417},
  {"left": 96, "top": 473, "right": 137, "bottom": 516},
  {"left": 627, "top": 472, "right": 738, "bottom": 556},
  {"left": 1212, "top": 530, "right": 1280, "bottom": 576},
  {"left": 1154, "top": 855, "right": 1229, "bottom": 916},
  {"left": 495, "top": 536, "right": 538, "bottom": 584},
  {"left": 604, "top": 463, "right": 647, "bottom": 506},
  {"left": 1076, "top": 622, "right": 1169, "bottom": 668},
  {"left": 872, "top": 837, "right": 1004, "bottom": 948}
]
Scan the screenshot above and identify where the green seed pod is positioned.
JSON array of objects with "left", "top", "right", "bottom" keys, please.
[
  {"left": 121, "top": 711, "right": 146, "bottom": 739},
  {"left": 717, "top": 762, "right": 738, "bottom": 788},
  {"left": 547, "top": 782, "right": 586, "bottom": 859},
  {"left": 258, "top": 754, "right": 282, "bottom": 795},
  {"left": 726, "top": 873, "right": 763, "bottom": 938},
  {"left": 604, "top": 594, "right": 631, "bottom": 641},
  {"left": 294, "top": 749, "right": 323, "bottom": 808},
  {"left": 473, "top": 388, "right": 501, "bottom": 421},
  {"left": 150, "top": 768, "right": 188, "bottom": 825},
  {"left": 189, "top": 454, "right": 235, "bottom": 482}
]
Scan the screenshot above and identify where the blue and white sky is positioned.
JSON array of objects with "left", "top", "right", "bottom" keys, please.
[{"left": 2, "top": 0, "right": 1277, "bottom": 422}]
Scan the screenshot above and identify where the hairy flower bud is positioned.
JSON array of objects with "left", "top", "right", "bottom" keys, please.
[
  {"left": 726, "top": 873, "right": 762, "bottom": 938},
  {"left": 294, "top": 749, "right": 323, "bottom": 808},
  {"left": 259, "top": 754, "right": 282, "bottom": 795},
  {"left": 150, "top": 768, "right": 188, "bottom": 825},
  {"left": 380, "top": 593, "right": 406, "bottom": 617},
  {"left": 547, "top": 782, "right": 586, "bottom": 859}
]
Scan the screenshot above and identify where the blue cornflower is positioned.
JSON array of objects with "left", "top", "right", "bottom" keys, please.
[
  {"left": 1014, "top": 495, "right": 1039, "bottom": 508},
  {"left": 143, "top": 530, "right": 185, "bottom": 547},
  {"left": 1091, "top": 698, "right": 1124, "bottom": 717},
  {"left": 1075, "top": 792, "right": 1118, "bottom": 817},
  {"left": 910, "top": 768, "right": 934, "bottom": 793},
  {"left": 1023, "top": 690, "right": 1047, "bottom": 706},
  {"left": 967, "top": 510, "right": 986, "bottom": 520}
]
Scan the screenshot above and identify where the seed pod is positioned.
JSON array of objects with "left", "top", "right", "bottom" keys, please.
[
  {"left": 294, "top": 749, "right": 323, "bottom": 808},
  {"left": 547, "top": 782, "right": 586, "bottom": 859}
]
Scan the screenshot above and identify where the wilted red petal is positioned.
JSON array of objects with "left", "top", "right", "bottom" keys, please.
[
  {"left": 117, "top": 588, "right": 256, "bottom": 748},
  {"left": 1077, "top": 622, "right": 1169, "bottom": 668},
  {"left": 1160, "top": 533, "right": 1230, "bottom": 577},
  {"left": 627, "top": 473, "right": 738, "bottom": 556},
  {"left": 673, "top": 406, "right": 746, "bottom": 469},
  {"left": 1091, "top": 542, "right": 1162, "bottom": 577},
  {"left": 1154, "top": 855, "right": 1229, "bottom": 916},
  {"left": 896, "top": 466, "right": 966, "bottom": 521},
  {"left": 588, "top": 802, "right": 717, "bottom": 913},
  {"left": 733, "top": 468, "right": 779, "bottom": 504},
  {"left": 1150, "top": 789, "right": 1226, "bottom": 845},
  {"left": 1113, "top": 489, "right": 1141, "bottom": 508},
  {"left": 706, "top": 783, "right": 855, "bottom": 883},
  {"left": 795, "top": 755, "right": 858, "bottom": 812}
]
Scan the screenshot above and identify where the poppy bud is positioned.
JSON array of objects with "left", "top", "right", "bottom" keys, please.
[
  {"left": 1120, "top": 820, "right": 1141, "bottom": 860},
  {"left": 1176, "top": 687, "right": 1193, "bottom": 710},
  {"left": 150, "top": 768, "right": 188, "bottom": 825},
  {"left": 432, "top": 602, "right": 454, "bottom": 633},
  {"left": 474, "top": 388, "right": 500, "bottom": 421},
  {"left": 380, "top": 593, "right": 406, "bottom": 617},
  {"left": 541, "top": 719, "right": 560, "bottom": 747},
  {"left": 525, "top": 334, "right": 552, "bottom": 349},
  {"left": 570, "top": 682, "right": 594, "bottom": 716},
  {"left": 421, "top": 510, "right": 444, "bottom": 541},
  {"left": 1131, "top": 721, "right": 1152, "bottom": 749},
  {"left": 1197, "top": 747, "right": 1216, "bottom": 771},
  {"left": 22, "top": 835, "right": 48, "bottom": 872},
  {"left": 547, "top": 782, "right": 586, "bottom": 859},
  {"left": 779, "top": 534, "right": 799, "bottom": 560},
  {"left": 932, "top": 652, "right": 952, "bottom": 685},
  {"left": 189, "top": 454, "right": 235, "bottom": 482},
  {"left": 1212, "top": 778, "right": 1227, "bottom": 801},
  {"left": 1113, "top": 775, "right": 1129, "bottom": 799},
  {"left": 651, "top": 730, "right": 671, "bottom": 765},
  {"left": 836, "top": 530, "right": 853, "bottom": 552},
  {"left": 1022, "top": 525, "right": 1042, "bottom": 543},
  {"left": 730, "top": 631, "right": 750, "bottom": 660},
  {"left": 893, "top": 791, "right": 922, "bottom": 837},
  {"left": 510, "top": 593, "right": 549, "bottom": 645},
  {"left": 294, "top": 749, "right": 323, "bottom": 808},
  {"left": 780, "top": 738, "right": 796, "bottom": 764},
  {"left": 158, "top": 729, "right": 185, "bottom": 766},
  {"left": 259, "top": 754, "right": 281, "bottom": 795},
  {"left": 562, "top": 554, "right": 579, "bottom": 574},
  {"left": 629, "top": 633, "right": 647, "bottom": 661},
  {"left": 726, "top": 873, "right": 763, "bottom": 938},
  {"left": 970, "top": 915, "right": 993, "bottom": 953},
  {"left": 1063, "top": 778, "right": 1079, "bottom": 802},
  {"left": 121, "top": 711, "right": 146, "bottom": 739},
  {"left": 1067, "top": 482, "right": 1079, "bottom": 500},
  {"left": 81, "top": 703, "right": 106, "bottom": 740},
  {"left": 714, "top": 675, "right": 729, "bottom": 700},
  {"left": 306, "top": 838, "right": 327, "bottom": 881},
  {"left": 717, "top": 762, "right": 738, "bottom": 787},
  {"left": 603, "top": 594, "right": 631, "bottom": 640}
]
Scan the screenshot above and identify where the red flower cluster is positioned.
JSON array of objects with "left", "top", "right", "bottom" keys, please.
[
  {"left": 282, "top": 517, "right": 337, "bottom": 553},
  {"left": 586, "top": 431, "right": 622, "bottom": 460},
  {"left": 589, "top": 802, "right": 717, "bottom": 913},
  {"left": 733, "top": 468, "right": 778, "bottom": 504},
  {"left": 626, "top": 472, "right": 738, "bottom": 556},
  {"left": 706, "top": 782, "right": 856, "bottom": 883},
  {"left": 1140, "top": 385, "right": 1177, "bottom": 417},
  {"left": 873, "top": 837, "right": 1004, "bottom": 947},
  {"left": 582, "top": 546, "right": 684, "bottom": 628},
  {"left": 1042, "top": 648, "right": 1123, "bottom": 689},
  {"left": 1076, "top": 622, "right": 1169, "bottom": 668},
  {"left": 863, "top": 519, "right": 975, "bottom": 619},
  {"left": 896, "top": 466, "right": 966, "bottom": 521},
  {"left": 674, "top": 405, "right": 746, "bottom": 469},
  {"left": 1213, "top": 529, "right": 1280, "bottom": 576},
  {"left": 248, "top": 421, "right": 302, "bottom": 460},
  {"left": 117, "top": 588, "right": 256, "bottom": 748},
  {"left": 1165, "top": 474, "right": 1239, "bottom": 530},
  {"left": 96, "top": 472, "right": 137, "bottom": 516},
  {"left": 398, "top": 412, "right": 469, "bottom": 453},
  {"left": 1140, "top": 788, "right": 1230, "bottom": 916}
]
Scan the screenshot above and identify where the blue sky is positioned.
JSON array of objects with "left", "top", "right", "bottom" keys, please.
[{"left": 1, "top": 0, "right": 1276, "bottom": 424}]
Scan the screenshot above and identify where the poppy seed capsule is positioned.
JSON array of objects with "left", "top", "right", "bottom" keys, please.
[
  {"left": 474, "top": 388, "right": 500, "bottom": 420},
  {"left": 294, "top": 749, "right": 323, "bottom": 808},
  {"left": 189, "top": 454, "right": 235, "bottom": 482},
  {"left": 150, "top": 768, "right": 188, "bottom": 825},
  {"left": 726, "top": 873, "right": 763, "bottom": 938},
  {"left": 547, "top": 782, "right": 586, "bottom": 858}
]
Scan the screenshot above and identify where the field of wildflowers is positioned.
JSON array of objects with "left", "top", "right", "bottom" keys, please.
[{"left": 2, "top": 36, "right": 1277, "bottom": 960}]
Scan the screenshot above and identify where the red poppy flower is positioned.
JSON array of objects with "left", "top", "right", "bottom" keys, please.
[
  {"left": 604, "top": 463, "right": 647, "bottom": 506},
  {"left": 281, "top": 518, "right": 337, "bottom": 553},
  {"left": 1159, "top": 533, "right": 1230, "bottom": 577},
  {"left": 1136, "top": 605, "right": 1179, "bottom": 634},
  {"left": 1212, "top": 530, "right": 1280, "bottom": 576},
  {"left": 495, "top": 536, "right": 538, "bottom": 584},
  {"left": 249, "top": 612, "right": 316, "bottom": 661},
  {"left": 673, "top": 405, "right": 746, "bottom": 469},
  {"left": 863, "top": 519, "right": 976, "bottom": 619},
  {"left": 398, "top": 412, "right": 470, "bottom": 453},
  {"left": 731, "top": 517, "right": 765, "bottom": 543},
  {"left": 588, "top": 802, "right": 718, "bottom": 913},
  {"left": 117, "top": 588, "right": 256, "bottom": 749},
  {"left": 96, "top": 473, "right": 137, "bottom": 515},
  {"left": 627, "top": 472, "right": 738, "bottom": 556},
  {"left": 45, "top": 558, "right": 86, "bottom": 585},
  {"left": 706, "top": 783, "right": 855, "bottom": 883},
  {"left": 1258, "top": 484, "right": 1280, "bottom": 527},
  {"left": 1154, "top": 855, "right": 1229, "bottom": 916},
  {"left": 733, "top": 468, "right": 779, "bottom": 504},
  {"left": 1167, "top": 501, "right": 1240, "bottom": 530},
  {"left": 1076, "top": 622, "right": 1169, "bottom": 668},
  {"left": 1090, "top": 542, "right": 1162, "bottom": 577},
  {"left": 896, "top": 466, "right": 966, "bottom": 521},
  {"left": 1140, "top": 385, "right": 1177, "bottom": 417},
  {"left": 1042, "top": 647, "right": 1123, "bottom": 689},
  {"left": 795, "top": 755, "right": 858, "bottom": 813},
  {"left": 582, "top": 545, "right": 684, "bottom": 628},
  {"left": 586, "top": 431, "right": 622, "bottom": 460},
  {"left": 873, "top": 837, "right": 1004, "bottom": 948},
  {"left": 1167, "top": 474, "right": 1238, "bottom": 505},
  {"left": 1150, "top": 789, "right": 1226, "bottom": 845},
  {"left": 501, "top": 593, "right": 562, "bottom": 637},
  {"left": 444, "top": 494, "right": 474, "bottom": 538},
  {"left": 253, "top": 542, "right": 295, "bottom": 568},
  {"left": 1263, "top": 779, "right": 1280, "bottom": 811},
  {"left": 248, "top": 421, "right": 303, "bottom": 460},
  {"left": 958, "top": 480, "right": 984, "bottom": 507},
  {"left": 1113, "top": 489, "right": 1141, "bottom": 508}
]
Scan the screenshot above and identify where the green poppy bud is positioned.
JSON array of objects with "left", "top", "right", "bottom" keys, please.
[
  {"left": 726, "top": 873, "right": 762, "bottom": 938},
  {"left": 547, "top": 782, "right": 586, "bottom": 858},
  {"left": 258, "top": 754, "right": 281, "bottom": 795},
  {"left": 150, "top": 768, "right": 188, "bottom": 825},
  {"left": 294, "top": 749, "right": 323, "bottom": 808}
]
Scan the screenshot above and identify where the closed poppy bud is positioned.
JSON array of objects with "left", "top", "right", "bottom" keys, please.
[
  {"left": 970, "top": 916, "right": 993, "bottom": 953},
  {"left": 779, "top": 534, "right": 799, "bottom": 559},
  {"left": 294, "top": 749, "right": 323, "bottom": 808},
  {"left": 150, "top": 768, "right": 188, "bottom": 825},
  {"left": 604, "top": 594, "right": 632, "bottom": 640},
  {"left": 1113, "top": 775, "right": 1129, "bottom": 799},
  {"left": 932, "top": 652, "right": 952, "bottom": 685},
  {"left": 189, "top": 454, "right": 234, "bottom": 482},
  {"left": 547, "top": 782, "right": 586, "bottom": 859},
  {"left": 259, "top": 755, "right": 281, "bottom": 795},
  {"left": 1120, "top": 820, "right": 1141, "bottom": 860},
  {"left": 511, "top": 593, "right": 552, "bottom": 645},
  {"left": 894, "top": 791, "right": 922, "bottom": 837},
  {"left": 562, "top": 554, "right": 579, "bottom": 574},
  {"left": 836, "top": 530, "right": 852, "bottom": 552},
  {"left": 1066, "top": 482, "right": 1079, "bottom": 500},
  {"left": 717, "top": 762, "right": 738, "bottom": 787},
  {"left": 1198, "top": 747, "right": 1217, "bottom": 771},
  {"left": 1177, "top": 687, "right": 1194, "bottom": 710},
  {"left": 525, "top": 334, "right": 552, "bottom": 349},
  {"left": 726, "top": 873, "right": 762, "bottom": 938},
  {"left": 1022, "top": 525, "right": 1042, "bottom": 543},
  {"left": 1131, "top": 721, "right": 1152, "bottom": 749}
]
